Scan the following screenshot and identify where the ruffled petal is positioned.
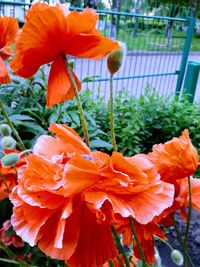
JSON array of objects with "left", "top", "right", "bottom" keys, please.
[
  {"left": 85, "top": 181, "right": 174, "bottom": 224},
  {"left": 0, "top": 17, "right": 19, "bottom": 49},
  {"left": 148, "top": 130, "right": 199, "bottom": 183},
  {"left": 0, "top": 57, "right": 11, "bottom": 84},
  {"left": 49, "top": 123, "right": 91, "bottom": 156},
  {"left": 176, "top": 177, "right": 200, "bottom": 212},
  {"left": 33, "top": 135, "right": 69, "bottom": 161},
  {"left": 64, "top": 9, "right": 120, "bottom": 59},
  {"left": 10, "top": 6, "right": 67, "bottom": 78},
  {"left": 38, "top": 200, "right": 80, "bottom": 260},
  {"left": 10, "top": 188, "right": 54, "bottom": 246},
  {"left": 18, "top": 155, "right": 63, "bottom": 192},
  {"left": 62, "top": 156, "right": 100, "bottom": 196},
  {"left": 67, "top": 203, "right": 117, "bottom": 267},
  {"left": 47, "top": 55, "right": 81, "bottom": 107}
]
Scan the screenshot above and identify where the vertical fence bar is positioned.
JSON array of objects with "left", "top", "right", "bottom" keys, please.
[
  {"left": 175, "top": 16, "right": 195, "bottom": 96},
  {"left": 182, "top": 61, "right": 200, "bottom": 103}
]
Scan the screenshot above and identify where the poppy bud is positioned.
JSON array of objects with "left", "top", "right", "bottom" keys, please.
[
  {"left": 0, "top": 136, "right": 17, "bottom": 149},
  {"left": 0, "top": 150, "right": 4, "bottom": 159},
  {"left": 1, "top": 153, "right": 20, "bottom": 167},
  {"left": 0, "top": 124, "right": 12, "bottom": 136},
  {"left": 171, "top": 249, "right": 183, "bottom": 266},
  {"left": 107, "top": 42, "right": 126, "bottom": 75}
]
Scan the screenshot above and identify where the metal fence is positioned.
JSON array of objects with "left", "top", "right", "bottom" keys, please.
[{"left": 0, "top": 0, "right": 196, "bottom": 101}]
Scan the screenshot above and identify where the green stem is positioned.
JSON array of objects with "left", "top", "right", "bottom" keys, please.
[
  {"left": 155, "top": 236, "right": 174, "bottom": 250},
  {"left": 111, "top": 226, "right": 130, "bottom": 267},
  {"left": 183, "top": 176, "right": 192, "bottom": 267},
  {"left": 0, "top": 172, "right": 11, "bottom": 193},
  {"left": 64, "top": 56, "right": 90, "bottom": 147},
  {"left": 116, "top": 256, "right": 125, "bottom": 267},
  {"left": 0, "top": 99, "right": 26, "bottom": 151},
  {"left": 109, "top": 74, "right": 117, "bottom": 151},
  {"left": 108, "top": 260, "right": 115, "bottom": 267},
  {"left": 28, "top": 85, "right": 48, "bottom": 128},
  {"left": 129, "top": 217, "right": 147, "bottom": 267},
  {"left": 174, "top": 216, "right": 194, "bottom": 267},
  {"left": 0, "top": 241, "right": 32, "bottom": 267}
]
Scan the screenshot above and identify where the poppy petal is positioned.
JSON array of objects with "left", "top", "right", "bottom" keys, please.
[
  {"left": 49, "top": 123, "right": 91, "bottom": 156},
  {"left": 67, "top": 203, "right": 117, "bottom": 267},
  {"left": 38, "top": 200, "right": 80, "bottom": 260},
  {"left": 85, "top": 181, "right": 174, "bottom": 224},
  {"left": 0, "top": 57, "right": 11, "bottom": 84},
  {"left": 176, "top": 177, "right": 200, "bottom": 212},
  {"left": 63, "top": 156, "right": 100, "bottom": 196},
  {"left": 10, "top": 6, "right": 67, "bottom": 78},
  {"left": 33, "top": 135, "right": 69, "bottom": 161},
  {"left": 10, "top": 188, "right": 54, "bottom": 246},
  {"left": 0, "top": 17, "right": 19, "bottom": 49},
  {"left": 65, "top": 9, "right": 120, "bottom": 59},
  {"left": 19, "top": 155, "right": 63, "bottom": 192},
  {"left": 47, "top": 55, "right": 81, "bottom": 107}
]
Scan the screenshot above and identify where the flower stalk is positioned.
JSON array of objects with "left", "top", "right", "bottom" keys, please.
[
  {"left": 183, "top": 176, "right": 192, "bottom": 267},
  {"left": 0, "top": 241, "right": 32, "bottom": 267},
  {"left": 0, "top": 172, "right": 11, "bottom": 193},
  {"left": 64, "top": 56, "right": 90, "bottom": 148},
  {"left": 129, "top": 217, "right": 147, "bottom": 267},
  {"left": 109, "top": 74, "right": 117, "bottom": 151},
  {"left": 111, "top": 225, "right": 130, "bottom": 267}
]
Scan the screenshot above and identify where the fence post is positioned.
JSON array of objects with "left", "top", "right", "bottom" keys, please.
[
  {"left": 175, "top": 17, "right": 196, "bottom": 96},
  {"left": 182, "top": 61, "right": 200, "bottom": 103}
]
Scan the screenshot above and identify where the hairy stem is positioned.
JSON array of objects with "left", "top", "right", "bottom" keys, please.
[
  {"left": 109, "top": 74, "right": 117, "bottom": 151},
  {"left": 111, "top": 226, "right": 130, "bottom": 267},
  {"left": 64, "top": 56, "right": 90, "bottom": 147},
  {"left": 129, "top": 217, "right": 147, "bottom": 267},
  {"left": 0, "top": 241, "right": 32, "bottom": 267},
  {"left": 183, "top": 176, "right": 192, "bottom": 267},
  {"left": 0, "top": 172, "right": 11, "bottom": 193},
  {"left": 174, "top": 216, "right": 194, "bottom": 266}
]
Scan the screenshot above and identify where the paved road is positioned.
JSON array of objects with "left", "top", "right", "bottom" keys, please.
[{"left": 72, "top": 52, "right": 200, "bottom": 103}]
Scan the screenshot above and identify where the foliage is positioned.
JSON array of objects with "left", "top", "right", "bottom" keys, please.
[{"left": 1, "top": 77, "right": 200, "bottom": 159}]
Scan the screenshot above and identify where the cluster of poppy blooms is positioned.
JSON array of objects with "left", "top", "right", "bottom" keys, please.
[{"left": 0, "top": 1, "right": 200, "bottom": 267}]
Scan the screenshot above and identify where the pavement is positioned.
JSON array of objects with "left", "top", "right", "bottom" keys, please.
[{"left": 72, "top": 52, "right": 200, "bottom": 103}]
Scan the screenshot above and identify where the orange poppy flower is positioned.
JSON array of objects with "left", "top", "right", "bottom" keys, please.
[
  {"left": 176, "top": 176, "right": 200, "bottom": 212},
  {"left": 0, "top": 16, "right": 18, "bottom": 84},
  {"left": 148, "top": 129, "right": 199, "bottom": 184},
  {"left": 10, "top": 2, "right": 120, "bottom": 107},
  {"left": 10, "top": 124, "right": 174, "bottom": 267},
  {"left": 0, "top": 220, "right": 24, "bottom": 248}
]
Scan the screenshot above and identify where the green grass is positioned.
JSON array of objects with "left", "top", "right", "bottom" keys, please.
[{"left": 101, "top": 28, "right": 200, "bottom": 52}]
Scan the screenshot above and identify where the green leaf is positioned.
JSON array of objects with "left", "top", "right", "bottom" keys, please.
[
  {"left": 9, "top": 114, "right": 35, "bottom": 121},
  {"left": 90, "top": 139, "right": 112, "bottom": 149},
  {"left": 68, "top": 111, "right": 80, "bottom": 126},
  {"left": 81, "top": 75, "right": 99, "bottom": 83}
]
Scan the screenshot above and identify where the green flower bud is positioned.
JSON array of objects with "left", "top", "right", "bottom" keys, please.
[
  {"left": 0, "top": 136, "right": 17, "bottom": 149},
  {"left": 0, "top": 124, "right": 12, "bottom": 136},
  {"left": 107, "top": 42, "right": 126, "bottom": 75},
  {"left": 0, "top": 150, "right": 4, "bottom": 159},
  {"left": 1, "top": 153, "right": 20, "bottom": 167},
  {"left": 171, "top": 249, "right": 183, "bottom": 266}
]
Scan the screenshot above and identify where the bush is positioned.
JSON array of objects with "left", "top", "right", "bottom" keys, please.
[
  {"left": 92, "top": 89, "right": 200, "bottom": 159},
  {"left": 1, "top": 80, "right": 200, "bottom": 159}
]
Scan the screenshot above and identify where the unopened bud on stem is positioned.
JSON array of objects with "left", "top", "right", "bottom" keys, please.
[
  {"left": 1, "top": 153, "right": 20, "bottom": 167},
  {"left": 107, "top": 42, "right": 126, "bottom": 76},
  {"left": 0, "top": 136, "right": 16, "bottom": 149},
  {"left": 171, "top": 250, "right": 183, "bottom": 266},
  {"left": 0, "top": 124, "right": 12, "bottom": 136}
]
